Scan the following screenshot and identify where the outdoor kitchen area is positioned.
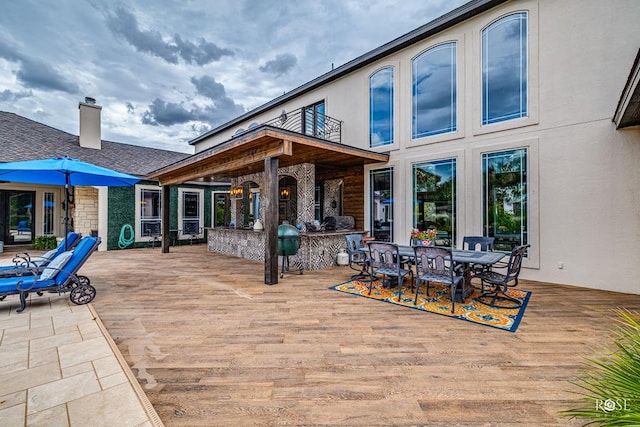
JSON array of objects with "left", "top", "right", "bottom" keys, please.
[
  {"left": 148, "top": 124, "right": 388, "bottom": 284},
  {"left": 206, "top": 162, "right": 367, "bottom": 271}
]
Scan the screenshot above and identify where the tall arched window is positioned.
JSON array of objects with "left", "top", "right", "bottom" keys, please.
[
  {"left": 369, "top": 67, "right": 394, "bottom": 148},
  {"left": 482, "top": 12, "right": 528, "bottom": 125},
  {"left": 412, "top": 42, "right": 457, "bottom": 139}
]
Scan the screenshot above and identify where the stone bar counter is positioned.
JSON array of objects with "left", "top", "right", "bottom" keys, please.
[{"left": 206, "top": 227, "right": 367, "bottom": 271}]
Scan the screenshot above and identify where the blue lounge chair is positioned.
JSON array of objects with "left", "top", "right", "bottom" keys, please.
[
  {"left": 0, "top": 236, "right": 100, "bottom": 313},
  {"left": 0, "top": 232, "right": 81, "bottom": 277}
]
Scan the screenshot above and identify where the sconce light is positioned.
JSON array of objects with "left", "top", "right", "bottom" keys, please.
[
  {"left": 280, "top": 188, "right": 290, "bottom": 200},
  {"left": 331, "top": 200, "right": 337, "bottom": 209},
  {"left": 248, "top": 191, "right": 253, "bottom": 201},
  {"left": 230, "top": 186, "right": 243, "bottom": 199}
]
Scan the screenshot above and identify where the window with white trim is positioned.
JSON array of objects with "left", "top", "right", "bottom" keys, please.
[
  {"left": 135, "top": 184, "right": 162, "bottom": 240},
  {"left": 178, "top": 188, "right": 204, "bottom": 238},
  {"left": 413, "top": 42, "right": 457, "bottom": 138},
  {"left": 370, "top": 67, "right": 394, "bottom": 147},
  {"left": 482, "top": 148, "right": 528, "bottom": 252},
  {"left": 412, "top": 158, "right": 456, "bottom": 246},
  {"left": 369, "top": 168, "right": 394, "bottom": 242},
  {"left": 481, "top": 12, "right": 528, "bottom": 126}
]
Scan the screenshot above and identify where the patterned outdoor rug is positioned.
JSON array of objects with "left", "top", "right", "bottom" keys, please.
[{"left": 329, "top": 279, "right": 531, "bottom": 332}]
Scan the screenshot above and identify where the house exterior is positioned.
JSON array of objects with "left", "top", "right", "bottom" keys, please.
[
  {"left": 0, "top": 99, "right": 229, "bottom": 251},
  {"left": 150, "top": 0, "right": 640, "bottom": 294}
]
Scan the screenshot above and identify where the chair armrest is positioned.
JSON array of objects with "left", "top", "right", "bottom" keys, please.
[
  {"left": 12, "top": 253, "right": 32, "bottom": 266},
  {"left": 15, "top": 269, "right": 39, "bottom": 291}
]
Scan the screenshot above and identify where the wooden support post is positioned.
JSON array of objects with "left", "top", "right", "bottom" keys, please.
[
  {"left": 161, "top": 184, "right": 171, "bottom": 253},
  {"left": 264, "top": 156, "right": 279, "bottom": 284}
]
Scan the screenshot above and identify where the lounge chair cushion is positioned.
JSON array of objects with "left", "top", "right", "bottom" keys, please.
[
  {"left": 30, "top": 249, "right": 58, "bottom": 267},
  {"left": 40, "top": 251, "right": 73, "bottom": 281}
]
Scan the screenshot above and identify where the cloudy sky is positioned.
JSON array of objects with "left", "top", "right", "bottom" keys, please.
[{"left": 0, "top": 0, "right": 467, "bottom": 154}]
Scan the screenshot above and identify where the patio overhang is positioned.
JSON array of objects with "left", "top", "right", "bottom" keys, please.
[
  {"left": 147, "top": 125, "right": 388, "bottom": 285},
  {"left": 613, "top": 48, "right": 640, "bottom": 129},
  {"left": 147, "top": 125, "right": 389, "bottom": 185}
]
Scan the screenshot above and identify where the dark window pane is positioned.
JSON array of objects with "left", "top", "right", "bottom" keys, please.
[
  {"left": 482, "top": 148, "right": 528, "bottom": 251},
  {"left": 370, "top": 168, "right": 393, "bottom": 242},
  {"left": 412, "top": 159, "right": 456, "bottom": 246},
  {"left": 183, "top": 192, "right": 199, "bottom": 218}
]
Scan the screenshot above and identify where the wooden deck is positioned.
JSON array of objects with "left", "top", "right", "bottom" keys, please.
[{"left": 74, "top": 244, "right": 640, "bottom": 426}]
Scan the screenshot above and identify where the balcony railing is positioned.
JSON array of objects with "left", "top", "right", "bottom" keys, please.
[{"left": 263, "top": 108, "right": 342, "bottom": 144}]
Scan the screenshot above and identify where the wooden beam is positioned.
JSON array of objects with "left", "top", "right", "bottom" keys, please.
[
  {"left": 264, "top": 157, "right": 279, "bottom": 285},
  {"left": 161, "top": 185, "right": 171, "bottom": 253},
  {"left": 158, "top": 142, "right": 290, "bottom": 186}
]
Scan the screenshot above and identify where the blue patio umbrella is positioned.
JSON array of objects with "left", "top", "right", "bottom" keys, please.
[{"left": 0, "top": 156, "right": 141, "bottom": 249}]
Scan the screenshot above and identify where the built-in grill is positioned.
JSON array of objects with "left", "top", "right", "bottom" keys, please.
[{"left": 322, "top": 215, "right": 355, "bottom": 231}]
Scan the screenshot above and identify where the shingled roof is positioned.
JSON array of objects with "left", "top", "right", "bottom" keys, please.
[{"left": 0, "top": 111, "right": 189, "bottom": 177}]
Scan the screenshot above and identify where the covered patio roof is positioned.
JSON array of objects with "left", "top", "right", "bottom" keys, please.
[
  {"left": 147, "top": 125, "right": 388, "bottom": 285},
  {"left": 147, "top": 125, "right": 389, "bottom": 185}
]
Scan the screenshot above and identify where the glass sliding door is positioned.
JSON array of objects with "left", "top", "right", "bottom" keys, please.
[
  {"left": 0, "top": 190, "right": 35, "bottom": 245},
  {"left": 303, "top": 101, "right": 325, "bottom": 139},
  {"left": 482, "top": 148, "right": 528, "bottom": 251},
  {"left": 370, "top": 168, "right": 393, "bottom": 242},
  {"left": 412, "top": 159, "right": 456, "bottom": 247}
]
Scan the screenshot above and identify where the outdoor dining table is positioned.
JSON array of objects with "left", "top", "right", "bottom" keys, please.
[
  {"left": 396, "top": 245, "right": 506, "bottom": 302},
  {"left": 356, "top": 244, "right": 506, "bottom": 301}
]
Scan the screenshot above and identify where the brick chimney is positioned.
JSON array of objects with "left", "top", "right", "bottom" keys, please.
[{"left": 78, "top": 97, "right": 102, "bottom": 149}]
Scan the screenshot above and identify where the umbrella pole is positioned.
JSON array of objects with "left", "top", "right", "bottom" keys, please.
[{"left": 64, "top": 174, "right": 69, "bottom": 250}]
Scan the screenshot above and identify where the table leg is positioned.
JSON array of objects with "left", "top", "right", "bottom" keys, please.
[{"left": 454, "top": 263, "right": 472, "bottom": 303}]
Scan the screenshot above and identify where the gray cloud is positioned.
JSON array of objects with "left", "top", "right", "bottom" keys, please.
[
  {"left": 141, "top": 89, "right": 245, "bottom": 128},
  {"left": 17, "top": 57, "right": 80, "bottom": 93},
  {"left": 126, "top": 102, "right": 135, "bottom": 114},
  {"left": 0, "top": 89, "right": 32, "bottom": 102},
  {"left": 190, "top": 75, "right": 227, "bottom": 101},
  {"left": 173, "top": 34, "right": 233, "bottom": 66},
  {"left": 106, "top": 7, "right": 233, "bottom": 65},
  {"left": 0, "top": 40, "right": 80, "bottom": 94},
  {"left": 259, "top": 53, "right": 297, "bottom": 77},
  {"left": 142, "top": 98, "right": 195, "bottom": 126}
]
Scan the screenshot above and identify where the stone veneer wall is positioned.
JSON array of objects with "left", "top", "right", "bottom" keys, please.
[
  {"left": 74, "top": 187, "right": 98, "bottom": 237},
  {"left": 207, "top": 228, "right": 363, "bottom": 271},
  {"left": 323, "top": 179, "right": 342, "bottom": 218},
  {"left": 230, "top": 163, "right": 316, "bottom": 227}
]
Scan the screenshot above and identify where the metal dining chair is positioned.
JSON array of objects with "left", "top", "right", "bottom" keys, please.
[
  {"left": 462, "top": 236, "right": 496, "bottom": 278},
  {"left": 475, "top": 244, "right": 530, "bottom": 309},
  {"left": 462, "top": 236, "right": 495, "bottom": 251},
  {"left": 367, "top": 241, "right": 413, "bottom": 300},
  {"left": 345, "top": 234, "right": 370, "bottom": 281},
  {"left": 413, "top": 246, "right": 464, "bottom": 313}
]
